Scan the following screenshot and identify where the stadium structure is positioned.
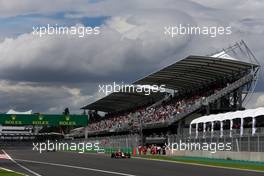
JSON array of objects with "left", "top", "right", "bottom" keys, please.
[
  {"left": 1, "top": 41, "right": 263, "bottom": 162},
  {"left": 80, "top": 41, "right": 260, "bottom": 136},
  {"left": 75, "top": 41, "right": 263, "bottom": 161}
]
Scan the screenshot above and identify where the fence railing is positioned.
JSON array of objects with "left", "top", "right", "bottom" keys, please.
[
  {"left": 203, "top": 73, "right": 253, "bottom": 105},
  {"left": 168, "top": 134, "right": 264, "bottom": 152},
  {"left": 83, "top": 132, "right": 264, "bottom": 153}
]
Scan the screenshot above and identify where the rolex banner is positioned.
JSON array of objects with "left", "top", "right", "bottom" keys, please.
[{"left": 0, "top": 114, "right": 88, "bottom": 126}]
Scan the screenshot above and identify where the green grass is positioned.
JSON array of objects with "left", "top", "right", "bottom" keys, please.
[
  {"left": 137, "top": 155, "right": 264, "bottom": 172},
  {"left": 0, "top": 169, "right": 24, "bottom": 176}
]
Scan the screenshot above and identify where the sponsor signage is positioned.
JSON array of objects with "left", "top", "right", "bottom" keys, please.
[{"left": 0, "top": 114, "right": 88, "bottom": 126}]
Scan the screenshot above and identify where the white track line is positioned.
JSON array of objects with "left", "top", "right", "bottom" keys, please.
[
  {"left": 12, "top": 158, "right": 137, "bottom": 176},
  {"left": 2, "top": 150, "right": 42, "bottom": 176}
]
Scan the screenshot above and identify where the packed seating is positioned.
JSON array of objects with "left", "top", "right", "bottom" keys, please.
[
  {"left": 87, "top": 95, "right": 202, "bottom": 132},
  {"left": 88, "top": 114, "right": 132, "bottom": 131},
  {"left": 86, "top": 79, "right": 237, "bottom": 133}
]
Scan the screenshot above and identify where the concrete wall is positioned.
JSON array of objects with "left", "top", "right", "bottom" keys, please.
[{"left": 167, "top": 150, "right": 264, "bottom": 162}]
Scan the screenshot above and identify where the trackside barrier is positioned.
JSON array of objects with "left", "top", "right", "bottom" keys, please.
[
  {"left": 168, "top": 134, "right": 264, "bottom": 152},
  {"left": 104, "top": 147, "right": 133, "bottom": 154}
]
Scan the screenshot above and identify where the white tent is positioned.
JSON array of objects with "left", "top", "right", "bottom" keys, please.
[
  {"left": 190, "top": 107, "right": 264, "bottom": 137},
  {"left": 6, "top": 109, "right": 32, "bottom": 115},
  {"left": 191, "top": 108, "right": 264, "bottom": 125}
]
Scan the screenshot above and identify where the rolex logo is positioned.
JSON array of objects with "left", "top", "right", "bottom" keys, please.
[
  {"left": 11, "top": 115, "right": 16, "bottom": 121},
  {"left": 65, "top": 116, "right": 70, "bottom": 121},
  {"left": 39, "top": 115, "right": 43, "bottom": 121}
]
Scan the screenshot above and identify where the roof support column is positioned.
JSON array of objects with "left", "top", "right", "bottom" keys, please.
[
  {"left": 230, "top": 119, "right": 233, "bottom": 137},
  {"left": 195, "top": 123, "right": 198, "bottom": 139},
  {"left": 233, "top": 91, "right": 238, "bottom": 110},
  {"left": 189, "top": 124, "right": 192, "bottom": 136},
  {"left": 203, "top": 123, "right": 206, "bottom": 138},
  {"left": 211, "top": 122, "right": 214, "bottom": 138},
  {"left": 252, "top": 117, "right": 256, "bottom": 136},
  {"left": 238, "top": 88, "right": 243, "bottom": 110},
  {"left": 220, "top": 121, "right": 223, "bottom": 138},
  {"left": 240, "top": 118, "right": 244, "bottom": 137}
]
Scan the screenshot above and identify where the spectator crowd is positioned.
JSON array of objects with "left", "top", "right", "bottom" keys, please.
[
  {"left": 88, "top": 95, "right": 202, "bottom": 132},
  {"left": 137, "top": 145, "right": 166, "bottom": 155},
  {"left": 87, "top": 77, "right": 238, "bottom": 133}
]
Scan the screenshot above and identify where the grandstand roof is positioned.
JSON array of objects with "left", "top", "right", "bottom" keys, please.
[
  {"left": 81, "top": 91, "right": 165, "bottom": 112},
  {"left": 82, "top": 55, "right": 258, "bottom": 113},
  {"left": 134, "top": 55, "right": 258, "bottom": 91}
]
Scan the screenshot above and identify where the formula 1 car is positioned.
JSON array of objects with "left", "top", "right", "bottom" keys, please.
[{"left": 111, "top": 151, "right": 131, "bottom": 158}]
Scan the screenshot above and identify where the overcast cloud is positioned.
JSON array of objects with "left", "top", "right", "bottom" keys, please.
[{"left": 0, "top": 0, "right": 263, "bottom": 113}]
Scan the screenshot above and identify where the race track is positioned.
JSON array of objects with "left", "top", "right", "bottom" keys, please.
[{"left": 0, "top": 149, "right": 263, "bottom": 176}]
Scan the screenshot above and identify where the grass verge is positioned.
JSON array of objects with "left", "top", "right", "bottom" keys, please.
[
  {"left": 136, "top": 155, "right": 264, "bottom": 172},
  {"left": 0, "top": 168, "right": 25, "bottom": 176}
]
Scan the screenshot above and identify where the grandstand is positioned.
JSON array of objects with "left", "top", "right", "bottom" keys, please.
[{"left": 79, "top": 41, "right": 261, "bottom": 148}]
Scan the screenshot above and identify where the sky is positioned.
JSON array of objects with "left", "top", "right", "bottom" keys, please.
[{"left": 0, "top": 0, "right": 263, "bottom": 114}]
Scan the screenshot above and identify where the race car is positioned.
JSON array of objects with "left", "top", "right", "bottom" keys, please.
[{"left": 111, "top": 150, "right": 131, "bottom": 158}]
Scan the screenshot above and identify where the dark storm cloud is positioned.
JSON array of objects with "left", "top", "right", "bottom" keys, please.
[{"left": 0, "top": 0, "right": 264, "bottom": 112}]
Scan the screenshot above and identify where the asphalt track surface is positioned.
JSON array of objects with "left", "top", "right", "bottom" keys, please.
[{"left": 0, "top": 149, "right": 263, "bottom": 176}]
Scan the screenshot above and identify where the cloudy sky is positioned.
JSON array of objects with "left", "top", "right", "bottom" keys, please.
[{"left": 0, "top": 0, "right": 263, "bottom": 114}]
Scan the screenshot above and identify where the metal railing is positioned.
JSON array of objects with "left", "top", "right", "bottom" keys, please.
[
  {"left": 82, "top": 133, "right": 264, "bottom": 153},
  {"left": 168, "top": 134, "right": 264, "bottom": 152},
  {"left": 203, "top": 73, "right": 253, "bottom": 105}
]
